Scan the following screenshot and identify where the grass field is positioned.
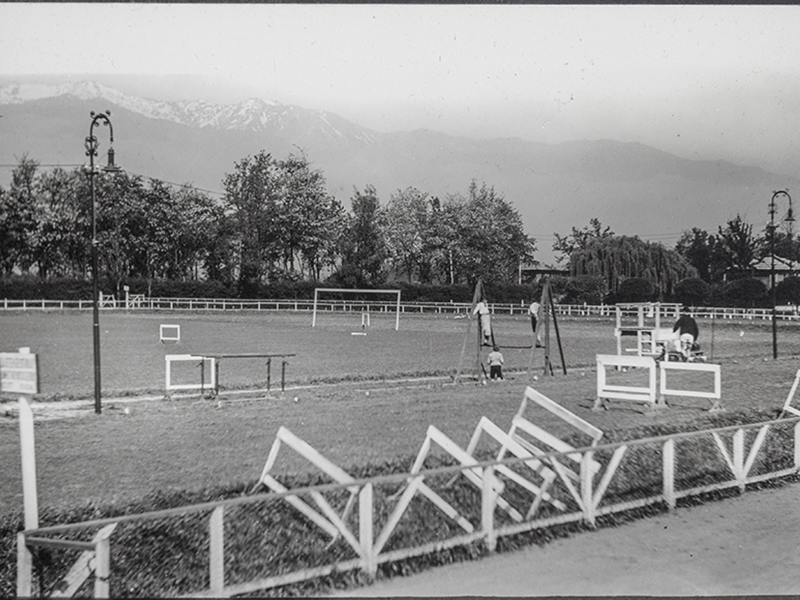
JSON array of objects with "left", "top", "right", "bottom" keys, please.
[
  {"left": 2, "top": 309, "right": 800, "bottom": 596},
  {"left": 2, "top": 309, "right": 799, "bottom": 511}
]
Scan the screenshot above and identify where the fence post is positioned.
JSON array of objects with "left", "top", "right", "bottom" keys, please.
[
  {"left": 16, "top": 532, "right": 33, "bottom": 597},
  {"left": 209, "top": 506, "right": 225, "bottom": 594},
  {"left": 482, "top": 465, "right": 497, "bottom": 553},
  {"left": 733, "top": 429, "right": 745, "bottom": 492},
  {"left": 94, "top": 534, "right": 111, "bottom": 598},
  {"left": 663, "top": 438, "right": 676, "bottom": 510},
  {"left": 795, "top": 421, "right": 800, "bottom": 471},
  {"left": 580, "top": 451, "right": 596, "bottom": 527},
  {"left": 359, "top": 483, "right": 376, "bottom": 579}
]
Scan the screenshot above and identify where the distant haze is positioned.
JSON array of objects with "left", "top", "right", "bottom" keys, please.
[{"left": 2, "top": 4, "right": 800, "bottom": 176}]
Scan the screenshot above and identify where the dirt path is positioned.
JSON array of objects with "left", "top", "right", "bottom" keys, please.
[{"left": 333, "top": 483, "right": 800, "bottom": 597}]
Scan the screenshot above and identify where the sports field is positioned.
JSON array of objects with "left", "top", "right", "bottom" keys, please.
[
  {"left": 2, "top": 308, "right": 800, "bottom": 596},
  {"left": 2, "top": 308, "right": 799, "bottom": 398}
]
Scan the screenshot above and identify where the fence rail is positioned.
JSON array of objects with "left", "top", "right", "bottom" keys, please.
[
  {"left": 17, "top": 416, "right": 800, "bottom": 598},
  {"left": 2, "top": 296, "right": 800, "bottom": 321}
]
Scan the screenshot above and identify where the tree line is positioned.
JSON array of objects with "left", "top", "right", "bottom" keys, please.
[
  {"left": 2, "top": 150, "right": 795, "bottom": 306},
  {"left": 0, "top": 152, "right": 534, "bottom": 297}
]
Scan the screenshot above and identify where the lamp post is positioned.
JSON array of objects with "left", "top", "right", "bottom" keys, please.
[
  {"left": 769, "top": 190, "right": 794, "bottom": 360},
  {"left": 85, "top": 111, "right": 120, "bottom": 414}
]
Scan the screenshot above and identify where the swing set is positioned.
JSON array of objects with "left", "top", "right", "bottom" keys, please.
[{"left": 454, "top": 277, "right": 566, "bottom": 383}]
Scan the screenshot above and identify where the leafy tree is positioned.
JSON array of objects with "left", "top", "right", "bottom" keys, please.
[
  {"left": 673, "top": 277, "right": 710, "bottom": 307},
  {"left": 446, "top": 181, "right": 535, "bottom": 285},
  {"left": 675, "top": 228, "right": 728, "bottom": 284},
  {"left": 223, "top": 150, "right": 284, "bottom": 295},
  {"left": 614, "top": 277, "right": 655, "bottom": 303},
  {"left": 335, "top": 185, "right": 387, "bottom": 287},
  {"left": 274, "top": 154, "right": 346, "bottom": 280},
  {"left": 381, "top": 187, "right": 433, "bottom": 282},
  {"left": 552, "top": 275, "right": 608, "bottom": 305},
  {"left": 553, "top": 218, "right": 614, "bottom": 266},
  {"left": 716, "top": 214, "right": 761, "bottom": 276},
  {"left": 718, "top": 277, "right": 768, "bottom": 308},
  {"left": 0, "top": 156, "right": 39, "bottom": 276},
  {"left": 571, "top": 235, "right": 696, "bottom": 299},
  {"left": 32, "top": 167, "right": 87, "bottom": 279}
]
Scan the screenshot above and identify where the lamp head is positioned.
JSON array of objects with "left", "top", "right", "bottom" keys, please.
[{"left": 102, "top": 146, "right": 121, "bottom": 173}]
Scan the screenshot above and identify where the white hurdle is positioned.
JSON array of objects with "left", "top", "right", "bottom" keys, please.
[
  {"left": 164, "top": 354, "right": 215, "bottom": 398},
  {"left": 510, "top": 387, "right": 605, "bottom": 510},
  {"left": 253, "top": 426, "right": 360, "bottom": 543},
  {"left": 159, "top": 324, "right": 181, "bottom": 344},
  {"left": 594, "top": 354, "right": 660, "bottom": 411},
  {"left": 659, "top": 361, "right": 722, "bottom": 411}
]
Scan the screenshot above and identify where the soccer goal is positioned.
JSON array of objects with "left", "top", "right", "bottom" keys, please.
[{"left": 312, "top": 288, "right": 401, "bottom": 330}]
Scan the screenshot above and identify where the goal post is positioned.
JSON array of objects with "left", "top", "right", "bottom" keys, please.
[{"left": 312, "top": 288, "right": 401, "bottom": 330}]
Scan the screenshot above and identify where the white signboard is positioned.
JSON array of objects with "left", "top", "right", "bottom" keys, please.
[{"left": 0, "top": 351, "right": 38, "bottom": 394}]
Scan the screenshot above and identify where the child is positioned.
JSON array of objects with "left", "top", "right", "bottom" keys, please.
[{"left": 487, "top": 346, "right": 504, "bottom": 381}]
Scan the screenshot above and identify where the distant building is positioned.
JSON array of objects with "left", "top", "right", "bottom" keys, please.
[
  {"left": 519, "top": 265, "right": 569, "bottom": 285},
  {"left": 750, "top": 255, "right": 795, "bottom": 287}
]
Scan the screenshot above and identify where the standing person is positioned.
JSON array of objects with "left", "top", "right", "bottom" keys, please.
[
  {"left": 487, "top": 346, "right": 504, "bottom": 380},
  {"left": 672, "top": 310, "right": 700, "bottom": 360},
  {"left": 473, "top": 299, "right": 492, "bottom": 346},
  {"left": 529, "top": 299, "right": 543, "bottom": 347}
]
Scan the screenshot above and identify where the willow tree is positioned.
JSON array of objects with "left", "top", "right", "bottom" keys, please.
[{"left": 570, "top": 235, "right": 696, "bottom": 299}]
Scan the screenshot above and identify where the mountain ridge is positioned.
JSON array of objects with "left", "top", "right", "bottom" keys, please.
[{"left": 1, "top": 80, "right": 797, "bottom": 264}]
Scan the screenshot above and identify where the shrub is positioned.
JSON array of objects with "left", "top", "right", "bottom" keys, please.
[{"left": 673, "top": 277, "right": 710, "bottom": 307}]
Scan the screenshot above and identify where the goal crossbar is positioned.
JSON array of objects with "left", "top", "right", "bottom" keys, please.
[{"left": 312, "top": 288, "right": 401, "bottom": 330}]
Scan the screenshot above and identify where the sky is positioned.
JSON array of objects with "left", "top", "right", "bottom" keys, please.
[{"left": 2, "top": 4, "right": 800, "bottom": 175}]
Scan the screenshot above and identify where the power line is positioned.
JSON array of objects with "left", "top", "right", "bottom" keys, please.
[{"left": 0, "top": 163, "right": 226, "bottom": 198}]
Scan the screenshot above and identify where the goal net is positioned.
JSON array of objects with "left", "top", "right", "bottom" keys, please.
[{"left": 312, "top": 288, "right": 401, "bottom": 330}]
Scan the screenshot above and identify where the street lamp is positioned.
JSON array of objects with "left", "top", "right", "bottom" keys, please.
[
  {"left": 85, "top": 111, "right": 121, "bottom": 414},
  {"left": 769, "top": 190, "right": 794, "bottom": 360}
]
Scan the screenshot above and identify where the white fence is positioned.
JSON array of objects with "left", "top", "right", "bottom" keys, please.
[
  {"left": 17, "top": 416, "right": 800, "bottom": 598},
  {"left": 2, "top": 297, "right": 800, "bottom": 321}
]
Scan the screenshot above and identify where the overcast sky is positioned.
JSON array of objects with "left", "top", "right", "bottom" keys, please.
[{"left": 3, "top": 4, "right": 800, "bottom": 175}]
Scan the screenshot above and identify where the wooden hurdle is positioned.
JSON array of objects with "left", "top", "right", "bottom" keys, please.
[
  {"left": 509, "top": 387, "right": 605, "bottom": 510},
  {"left": 659, "top": 360, "right": 722, "bottom": 411},
  {"left": 253, "top": 426, "right": 360, "bottom": 543},
  {"left": 462, "top": 416, "right": 565, "bottom": 518},
  {"left": 594, "top": 354, "right": 661, "bottom": 412}
]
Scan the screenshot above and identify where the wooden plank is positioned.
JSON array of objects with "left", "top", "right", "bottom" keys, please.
[
  {"left": 50, "top": 551, "right": 92, "bottom": 598},
  {"left": 276, "top": 427, "right": 356, "bottom": 484},
  {"left": 524, "top": 387, "right": 603, "bottom": 441}
]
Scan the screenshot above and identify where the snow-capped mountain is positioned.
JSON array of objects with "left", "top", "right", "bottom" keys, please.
[{"left": 0, "top": 80, "right": 377, "bottom": 146}]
